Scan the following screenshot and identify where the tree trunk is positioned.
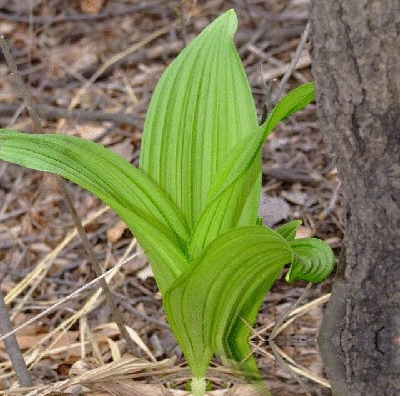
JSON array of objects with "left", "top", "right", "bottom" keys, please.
[{"left": 310, "top": 1, "right": 399, "bottom": 395}]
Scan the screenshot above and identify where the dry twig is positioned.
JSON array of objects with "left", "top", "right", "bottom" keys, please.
[
  {"left": 0, "top": 103, "right": 144, "bottom": 129},
  {"left": 266, "top": 21, "right": 310, "bottom": 111},
  {"left": 0, "top": 290, "right": 33, "bottom": 387}
]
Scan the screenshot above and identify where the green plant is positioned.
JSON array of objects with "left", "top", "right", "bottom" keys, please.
[{"left": 0, "top": 10, "right": 334, "bottom": 395}]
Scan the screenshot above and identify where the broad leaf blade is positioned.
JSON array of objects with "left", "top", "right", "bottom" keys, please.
[
  {"left": 286, "top": 238, "right": 335, "bottom": 283},
  {"left": 112, "top": 203, "right": 189, "bottom": 293},
  {"left": 0, "top": 130, "right": 189, "bottom": 293},
  {"left": 217, "top": 220, "right": 302, "bottom": 379},
  {"left": 164, "top": 226, "right": 292, "bottom": 380},
  {"left": 188, "top": 163, "right": 260, "bottom": 260},
  {"left": 140, "top": 10, "right": 260, "bottom": 230},
  {"left": 189, "top": 84, "right": 315, "bottom": 258}
]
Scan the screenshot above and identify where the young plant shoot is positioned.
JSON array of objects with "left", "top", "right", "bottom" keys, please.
[{"left": 0, "top": 10, "right": 334, "bottom": 395}]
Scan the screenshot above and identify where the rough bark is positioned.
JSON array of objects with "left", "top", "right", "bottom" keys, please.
[{"left": 310, "top": 1, "right": 399, "bottom": 395}]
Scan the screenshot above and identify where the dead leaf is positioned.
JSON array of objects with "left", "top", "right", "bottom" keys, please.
[
  {"left": 107, "top": 220, "right": 127, "bottom": 243},
  {"left": 75, "top": 123, "right": 107, "bottom": 140},
  {"left": 324, "top": 236, "right": 341, "bottom": 248},
  {"left": 281, "top": 191, "right": 308, "bottom": 206},
  {"left": 97, "top": 322, "right": 155, "bottom": 362},
  {"left": 259, "top": 193, "right": 290, "bottom": 226},
  {"left": 48, "top": 42, "right": 98, "bottom": 76},
  {"left": 80, "top": 0, "right": 104, "bottom": 14},
  {"left": 295, "top": 226, "right": 313, "bottom": 239},
  {"left": 0, "top": 331, "right": 79, "bottom": 350}
]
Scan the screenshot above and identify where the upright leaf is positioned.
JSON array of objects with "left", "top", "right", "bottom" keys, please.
[
  {"left": 275, "top": 220, "right": 302, "bottom": 241},
  {"left": 140, "top": 10, "right": 260, "bottom": 231}
]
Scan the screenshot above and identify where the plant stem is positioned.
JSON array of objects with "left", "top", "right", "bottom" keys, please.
[{"left": 191, "top": 377, "right": 206, "bottom": 396}]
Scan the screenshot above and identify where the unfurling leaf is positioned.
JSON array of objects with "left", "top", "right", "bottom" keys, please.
[{"left": 286, "top": 238, "right": 335, "bottom": 283}]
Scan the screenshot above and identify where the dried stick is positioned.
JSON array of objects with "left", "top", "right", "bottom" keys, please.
[
  {"left": 267, "top": 21, "right": 310, "bottom": 111},
  {"left": 269, "top": 283, "right": 312, "bottom": 341},
  {"left": 179, "top": 0, "right": 188, "bottom": 46},
  {"left": 0, "top": 290, "right": 33, "bottom": 387},
  {"left": 0, "top": 34, "right": 34, "bottom": 388},
  {"left": 0, "top": 103, "right": 144, "bottom": 129},
  {"left": 270, "top": 342, "right": 312, "bottom": 396},
  {"left": 262, "top": 164, "right": 322, "bottom": 184},
  {"left": 0, "top": 35, "right": 138, "bottom": 354}
]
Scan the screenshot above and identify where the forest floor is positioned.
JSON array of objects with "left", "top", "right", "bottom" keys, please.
[{"left": 0, "top": 1, "right": 342, "bottom": 395}]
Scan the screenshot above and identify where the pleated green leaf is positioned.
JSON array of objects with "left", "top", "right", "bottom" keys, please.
[
  {"left": 164, "top": 226, "right": 292, "bottom": 379},
  {"left": 189, "top": 85, "right": 314, "bottom": 259},
  {"left": 275, "top": 220, "right": 302, "bottom": 241},
  {"left": 207, "top": 83, "right": 315, "bottom": 202},
  {"left": 0, "top": 131, "right": 189, "bottom": 294},
  {"left": 188, "top": 165, "right": 260, "bottom": 260},
  {"left": 286, "top": 238, "right": 335, "bottom": 283},
  {"left": 222, "top": 224, "right": 334, "bottom": 379},
  {"left": 140, "top": 10, "right": 260, "bottom": 232}
]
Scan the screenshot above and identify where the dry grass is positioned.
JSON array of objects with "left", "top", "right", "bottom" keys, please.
[{"left": 0, "top": 1, "right": 342, "bottom": 395}]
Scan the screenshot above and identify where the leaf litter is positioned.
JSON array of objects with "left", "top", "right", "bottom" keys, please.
[{"left": 0, "top": 0, "right": 341, "bottom": 395}]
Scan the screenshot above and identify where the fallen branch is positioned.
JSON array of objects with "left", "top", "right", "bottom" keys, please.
[
  {"left": 0, "top": 103, "right": 144, "bottom": 129},
  {"left": 262, "top": 165, "right": 322, "bottom": 184}
]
